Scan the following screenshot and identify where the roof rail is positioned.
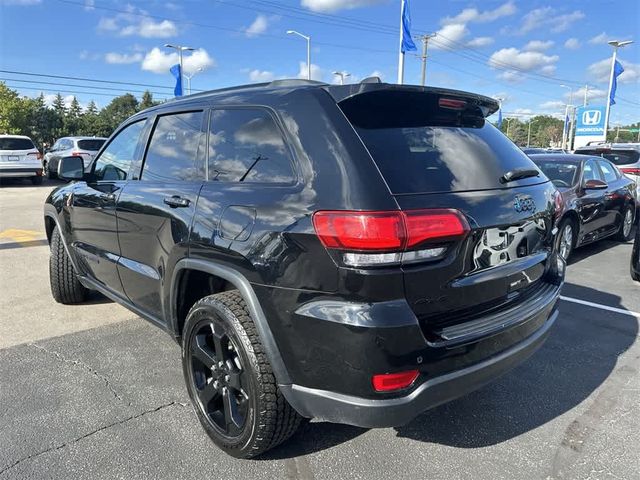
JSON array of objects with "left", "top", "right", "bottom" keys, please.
[
  {"left": 360, "top": 76, "right": 382, "bottom": 84},
  {"left": 268, "top": 79, "right": 327, "bottom": 87}
]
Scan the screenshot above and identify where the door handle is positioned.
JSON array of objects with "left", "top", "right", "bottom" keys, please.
[{"left": 164, "top": 195, "right": 191, "bottom": 208}]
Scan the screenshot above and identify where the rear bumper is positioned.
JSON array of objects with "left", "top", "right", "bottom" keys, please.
[
  {"left": 0, "top": 166, "right": 43, "bottom": 177},
  {"left": 282, "top": 307, "right": 557, "bottom": 428}
]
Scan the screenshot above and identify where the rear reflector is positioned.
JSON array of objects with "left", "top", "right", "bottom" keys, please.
[
  {"left": 372, "top": 370, "right": 419, "bottom": 392},
  {"left": 620, "top": 168, "right": 640, "bottom": 175},
  {"left": 313, "top": 209, "right": 468, "bottom": 252}
]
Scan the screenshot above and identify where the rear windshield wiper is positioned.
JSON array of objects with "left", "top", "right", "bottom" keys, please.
[{"left": 500, "top": 167, "right": 540, "bottom": 184}]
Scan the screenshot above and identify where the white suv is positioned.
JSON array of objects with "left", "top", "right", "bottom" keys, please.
[
  {"left": 0, "top": 135, "right": 43, "bottom": 185},
  {"left": 43, "top": 136, "right": 107, "bottom": 179}
]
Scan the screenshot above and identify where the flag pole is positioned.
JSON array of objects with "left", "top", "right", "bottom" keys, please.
[
  {"left": 603, "top": 45, "right": 618, "bottom": 142},
  {"left": 397, "top": 0, "right": 405, "bottom": 84}
]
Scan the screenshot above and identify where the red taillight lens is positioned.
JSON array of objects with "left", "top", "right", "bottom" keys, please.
[
  {"left": 372, "top": 370, "right": 419, "bottom": 392},
  {"left": 71, "top": 152, "right": 83, "bottom": 157},
  {"left": 621, "top": 168, "right": 640, "bottom": 175},
  {"left": 438, "top": 97, "right": 467, "bottom": 110},
  {"left": 313, "top": 209, "right": 468, "bottom": 252}
]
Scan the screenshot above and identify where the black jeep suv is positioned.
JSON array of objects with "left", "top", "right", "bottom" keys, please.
[{"left": 45, "top": 80, "right": 564, "bottom": 458}]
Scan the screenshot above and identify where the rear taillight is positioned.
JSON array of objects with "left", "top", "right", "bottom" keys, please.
[
  {"left": 372, "top": 370, "right": 419, "bottom": 392},
  {"left": 621, "top": 168, "right": 640, "bottom": 175},
  {"left": 313, "top": 209, "right": 469, "bottom": 267},
  {"left": 438, "top": 97, "right": 467, "bottom": 110},
  {"left": 71, "top": 152, "right": 83, "bottom": 157}
]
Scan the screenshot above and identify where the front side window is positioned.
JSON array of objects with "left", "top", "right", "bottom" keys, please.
[
  {"left": 93, "top": 120, "right": 145, "bottom": 181},
  {"left": 142, "top": 111, "right": 205, "bottom": 182},
  {"left": 598, "top": 160, "right": 618, "bottom": 183},
  {"left": 207, "top": 108, "right": 295, "bottom": 183}
]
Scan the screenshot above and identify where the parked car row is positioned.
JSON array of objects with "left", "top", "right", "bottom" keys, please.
[{"left": 43, "top": 136, "right": 107, "bottom": 179}]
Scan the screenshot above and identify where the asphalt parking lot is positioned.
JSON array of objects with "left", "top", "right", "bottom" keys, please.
[{"left": 0, "top": 178, "right": 638, "bottom": 480}]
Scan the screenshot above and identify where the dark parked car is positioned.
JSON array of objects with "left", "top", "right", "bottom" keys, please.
[
  {"left": 45, "top": 80, "right": 564, "bottom": 458},
  {"left": 531, "top": 154, "right": 636, "bottom": 261},
  {"left": 521, "top": 147, "right": 548, "bottom": 155},
  {"left": 632, "top": 221, "right": 640, "bottom": 281}
]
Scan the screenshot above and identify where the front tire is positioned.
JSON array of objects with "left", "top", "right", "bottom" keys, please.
[
  {"left": 182, "top": 291, "right": 303, "bottom": 458},
  {"left": 616, "top": 206, "right": 634, "bottom": 242},
  {"left": 557, "top": 218, "right": 575, "bottom": 261},
  {"left": 49, "top": 226, "right": 88, "bottom": 304}
]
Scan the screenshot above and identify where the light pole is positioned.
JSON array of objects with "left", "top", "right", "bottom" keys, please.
[
  {"left": 164, "top": 44, "right": 195, "bottom": 93},
  {"left": 560, "top": 84, "right": 573, "bottom": 150},
  {"left": 287, "top": 30, "right": 311, "bottom": 80},
  {"left": 505, "top": 117, "right": 515, "bottom": 138},
  {"left": 184, "top": 67, "right": 203, "bottom": 95},
  {"left": 527, "top": 119, "right": 537, "bottom": 147},
  {"left": 604, "top": 40, "right": 633, "bottom": 140},
  {"left": 332, "top": 71, "right": 350, "bottom": 85}
]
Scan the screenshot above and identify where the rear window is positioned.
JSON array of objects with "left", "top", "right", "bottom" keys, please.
[
  {"left": 577, "top": 149, "right": 640, "bottom": 166},
  {"left": 77, "top": 139, "right": 106, "bottom": 151},
  {"left": 0, "top": 137, "right": 35, "bottom": 150},
  {"left": 341, "top": 90, "right": 543, "bottom": 194}
]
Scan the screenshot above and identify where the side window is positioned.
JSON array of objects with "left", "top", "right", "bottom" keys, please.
[
  {"left": 583, "top": 159, "right": 604, "bottom": 182},
  {"left": 207, "top": 108, "right": 295, "bottom": 183},
  {"left": 141, "top": 111, "right": 205, "bottom": 182},
  {"left": 94, "top": 120, "right": 145, "bottom": 181},
  {"left": 598, "top": 160, "right": 618, "bottom": 183},
  {"left": 61, "top": 139, "right": 72, "bottom": 151}
]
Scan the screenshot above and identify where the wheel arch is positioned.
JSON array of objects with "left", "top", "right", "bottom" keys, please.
[
  {"left": 43, "top": 208, "right": 80, "bottom": 272},
  {"left": 170, "top": 258, "right": 292, "bottom": 386},
  {"left": 560, "top": 210, "right": 580, "bottom": 242}
]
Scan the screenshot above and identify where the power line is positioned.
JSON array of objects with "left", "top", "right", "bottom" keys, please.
[{"left": 1, "top": 77, "right": 173, "bottom": 97}]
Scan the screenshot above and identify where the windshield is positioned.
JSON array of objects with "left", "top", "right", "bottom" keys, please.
[
  {"left": 577, "top": 149, "right": 640, "bottom": 165},
  {"left": 533, "top": 160, "right": 579, "bottom": 187},
  {"left": 77, "top": 139, "right": 106, "bottom": 151},
  {"left": 0, "top": 137, "right": 35, "bottom": 150}
]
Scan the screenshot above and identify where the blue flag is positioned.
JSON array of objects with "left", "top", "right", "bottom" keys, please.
[
  {"left": 170, "top": 64, "right": 182, "bottom": 97},
  {"left": 563, "top": 113, "right": 570, "bottom": 137},
  {"left": 497, "top": 108, "right": 503, "bottom": 129},
  {"left": 401, "top": 0, "right": 417, "bottom": 54},
  {"left": 609, "top": 60, "right": 624, "bottom": 106}
]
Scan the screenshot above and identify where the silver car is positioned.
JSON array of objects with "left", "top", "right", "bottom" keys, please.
[
  {"left": 43, "top": 136, "right": 107, "bottom": 179},
  {"left": 575, "top": 143, "right": 640, "bottom": 204},
  {"left": 0, "top": 135, "right": 44, "bottom": 184}
]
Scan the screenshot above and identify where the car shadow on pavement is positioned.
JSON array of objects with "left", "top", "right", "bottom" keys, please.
[
  {"left": 393, "top": 283, "right": 637, "bottom": 448},
  {"left": 264, "top": 283, "right": 636, "bottom": 458},
  {"left": 0, "top": 178, "right": 65, "bottom": 188},
  {"left": 568, "top": 231, "right": 636, "bottom": 266}
]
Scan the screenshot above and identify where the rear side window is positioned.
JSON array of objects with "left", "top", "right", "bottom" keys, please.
[
  {"left": 598, "top": 160, "right": 618, "bottom": 183},
  {"left": 583, "top": 159, "right": 603, "bottom": 182},
  {"left": 207, "top": 108, "right": 295, "bottom": 183},
  {"left": 77, "top": 139, "right": 106, "bottom": 151},
  {"left": 142, "top": 111, "right": 205, "bottom": 182},
  {"left": 0, "top": 137, "right": 35, "bottom": 150},
  {"left": 340, "top": 91, "right": 544, "bottom": 194},
  {"left": 577, "top": 149, "right": 640, "bottom": 165}
]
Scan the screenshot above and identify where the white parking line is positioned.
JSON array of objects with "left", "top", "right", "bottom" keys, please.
[{"left": 560, "top": 295, "right": 640, "bottom": 319}]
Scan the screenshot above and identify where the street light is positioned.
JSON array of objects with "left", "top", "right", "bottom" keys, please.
[
  {"left": 287, "top": 30, "right": 311, "bottom": 80},
  {"left": 164, "top": 44, "right": 195, "bottom": 94},
  {"left": 604, "top": 39, "right": 633, "bottom": 139},
  {"left": 527, "top": 118, "right": 537, "bottom": 147},
  {"left": 332, "top": 71, "right": 351, "bottom": 85},
  {"left": 184, "top": 67, "right": 203, "bottom": 95},
  {"left": 560, "top": 84, "right": 573, "bottom": 150}
]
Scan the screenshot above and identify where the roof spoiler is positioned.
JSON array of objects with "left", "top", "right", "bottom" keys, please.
[{"left": 268, "top": 79, "right": 327, "bottom": 87}]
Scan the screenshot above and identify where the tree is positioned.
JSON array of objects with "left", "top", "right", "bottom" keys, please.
[
  {"left": 99, "top": 93, "right": 138, "bottom": 136},
  {"left": 138, "top": 90, "right": 157, "bottom": 111},
  {"left": 0, "top": 82, "right": 27, "bottom": 134},
  {"left": 65, "top": 96, "right": 83, "bottom": 136},
  {"left": 51, "top": 93, "right": 67, "bottom": 139}
]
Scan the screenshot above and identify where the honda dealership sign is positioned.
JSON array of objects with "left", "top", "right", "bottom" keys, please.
[{"left": 573, "top": 105, "right": 606, "bottom": 149}]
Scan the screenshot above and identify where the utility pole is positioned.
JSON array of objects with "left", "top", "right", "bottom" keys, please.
[
  {"left": 418, "top": 33, "right": 436, "bottom": 86},
  {"left": 604, "top": 40, "right": 633, "bottom": 140}
]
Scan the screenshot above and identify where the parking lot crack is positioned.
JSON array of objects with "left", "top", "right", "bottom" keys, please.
[
  {"left": 28, "top": 342, "right": 126, "bottom": 404},
  {"left": 0, "top": 401, "right": 186, "bottom": 477}
]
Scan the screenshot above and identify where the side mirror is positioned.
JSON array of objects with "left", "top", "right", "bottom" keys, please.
[
  {"left": 58, "top": 156, "right": 85, "bottom": 181},
  {"left": 584, "top": 179, "right": 608, "bottom": 190}
]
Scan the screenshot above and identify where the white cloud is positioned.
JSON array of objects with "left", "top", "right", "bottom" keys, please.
[
  {"left": 368, "top": 70, "right": 384, "bottom": 80},
  {"left": 564, "top": 38, "right": 580, "bottom": 50},
  {"left": 572, "top": 86, "right": 607, "bottom": 102},
  {"left": 441, "top": 2, "right": 516, "bottom": 25},
  {"left": 519, "top": 7, "right": 584, "bottom": 34},
  {"left": 120, "top": 19, "right": 177, "bottom": 38},
  {"left": 587, "top": 58, "right": 640, "bottom": 84},
  {"left": 42, "top": 94, "right": 76, "bottom": 109},
  {"left": 141, "top": 47, "right": 215, "bottom": 74},
  {"left": 297, "top": 61, "right": 323, "bottom": 81},
  {"left": 524, "top": 40, "right": 554, "bottom": 52},
  {"left": 540, "top": 100, "right": 565, "bottom": 111},
  {"left": 84, "top": 0, "right": 94, "bottom": 11},
  {"left": 467, "top": 36, "right": 494, "bottom": 48},
  {"left": 498, "top": 71, "right": 525, "bottom": 83},
  {"left": 431, "top": 23, "right": 469, "bottom": 50},
  {"left": 300, "top": 0, "right": 387, "bottom": 13},
  {"left": 105, "top": 52, "right": 144, "bottom": 64},
  {"left": 97, "top": 17, "right": 119, "bottom": 32},
  {"left": 249, "top": 69, "right": 275, "bottom": 82},
  {"left": 512, "top": 108, "right": 533, "bottom": 115},
  {"left": 588, "top": 32, "right": 609, "bottom": 45},
  {"left": 79, "top": 50, "right": 101, "bottom": 61},
  {"left": 0, "top": 0, "right": 41, "bottom": 5},
  {"left": 489, "top": 47, "right": 559, "bottom": 73},
  {"left": 245, "top": 14, "right": 269, "bottom": 37}
]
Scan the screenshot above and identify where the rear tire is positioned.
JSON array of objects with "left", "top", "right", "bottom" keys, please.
[
  {"left": 31, "top": 176, "right": 43, "bottom": 185},
  {"left": 44, "top": 160, "right": 57, "bottom": 179},
  {"left": 49, "top": 226, "right": 88, "bottom": 304},
  {"left": 182, "top": 290, "right": 303, "bottom": 458},
  {"left": 616, "top": 205, "right": 634, "bottom": 242}
]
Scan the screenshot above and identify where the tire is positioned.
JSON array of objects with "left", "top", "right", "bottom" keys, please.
[
  {"left": 182, "top": 290, "right": 303, "bottom": 458},
  {"left": 616, "top": 205, "right": 635, "bottom": 242},
  {"left": 44, "top": 160, "right": 57, "bottom": 179},
  {"left": 31, "top": 176, "right": 43, "bottom": 185},
  {"left": 49, "top": 226, "right": 88, "bottom": 304},
  {"left": 556, "top": 218, "right": 576, "bottom": 262}
]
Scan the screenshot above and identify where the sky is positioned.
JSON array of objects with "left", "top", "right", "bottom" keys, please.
[{"left": 0, "top": 0, "right": 639, "bottom": 126}]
